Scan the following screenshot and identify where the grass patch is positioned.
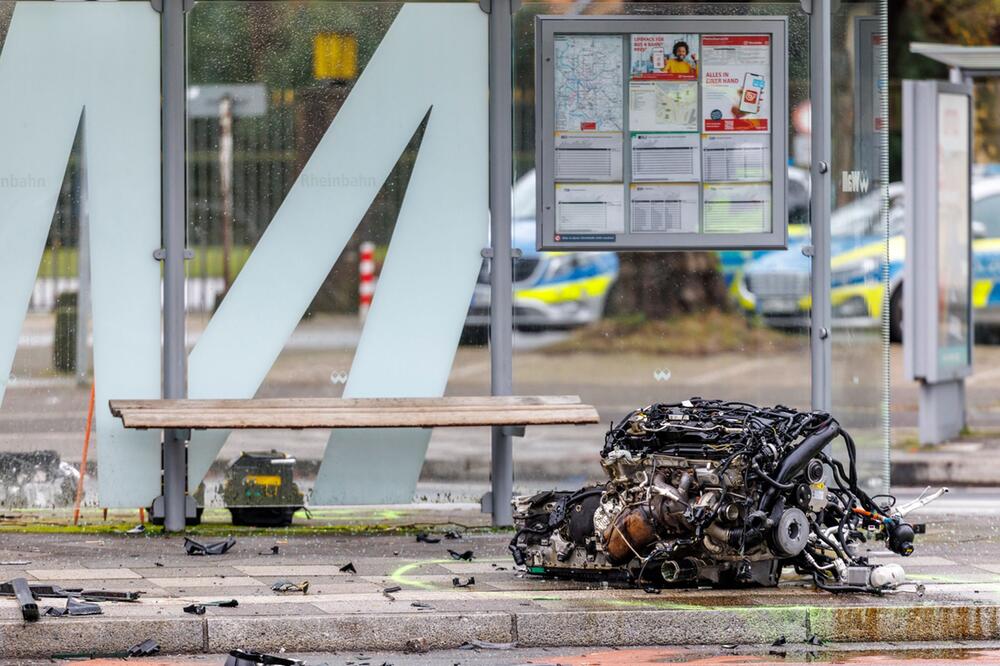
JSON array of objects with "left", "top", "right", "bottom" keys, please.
[{"left": 550, "top": 310, "right": 802, "bottom": 356}]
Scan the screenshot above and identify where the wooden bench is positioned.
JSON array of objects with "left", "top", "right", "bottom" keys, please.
[{"left": 109, "top": 395, "right": 600, "bottom": 430}]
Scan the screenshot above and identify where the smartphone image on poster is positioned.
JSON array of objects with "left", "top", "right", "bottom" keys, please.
[
  {"left": 651, "top": 47, "right": 665, "bottom": 70},
  {"left": 740, "top": 73, "right": 765, "bottom": 114}
]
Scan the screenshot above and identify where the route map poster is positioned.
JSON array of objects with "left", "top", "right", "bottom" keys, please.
[{"left": 554, "top": 34, "right": 624, "bottom": 132}]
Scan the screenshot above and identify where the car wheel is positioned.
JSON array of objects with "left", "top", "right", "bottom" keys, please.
[{"left": 889, "top": 285, "right": 903, "bottom": 344}]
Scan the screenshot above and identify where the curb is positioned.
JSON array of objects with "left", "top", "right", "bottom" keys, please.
[
  {"left": 890, "top": 456, "right": 1000, "bottom": 487},
  {"left": 1, "top": 605, "right": 998, "bottom": 658}
]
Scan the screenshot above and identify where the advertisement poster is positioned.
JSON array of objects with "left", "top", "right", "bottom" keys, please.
[
  {"left": 629, "top": 80, "right": 698, "bottom": 132},
  {"left": 701, "top": 35, "right": 770, "bottom": 132},
  {"left": 936, "top": 92, "right": 971, "bottom": 370},
  {"left": 630, "top": 34, "right": 698, "bottom": 81},
  {"left": 554, "top": 34, "right": 624, "bottom": 132}
]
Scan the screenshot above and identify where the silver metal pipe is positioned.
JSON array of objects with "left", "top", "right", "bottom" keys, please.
[{"left": 488, "top": 0, "right": 515, "bottom": 526}]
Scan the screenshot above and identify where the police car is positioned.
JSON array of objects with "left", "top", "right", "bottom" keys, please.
[{"left": 465, "top": 171, "right": 620, "bottom": 337}]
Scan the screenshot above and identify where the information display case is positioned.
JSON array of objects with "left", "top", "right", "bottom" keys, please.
[{"left": 536, "top": 16, "right": 788, "bottom": 251}]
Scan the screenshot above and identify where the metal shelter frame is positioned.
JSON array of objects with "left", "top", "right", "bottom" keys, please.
[{"left": 153, "top": 0, "right": 839, "bottom": 532}]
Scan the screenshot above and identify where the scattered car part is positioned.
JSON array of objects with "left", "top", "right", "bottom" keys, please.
[
  {"left": 448, "top": 549, "right": 474, "bottom": 561},
  {"left": 11, "top": 577, "right": 38, "bottom": 621},
  {"left": 44, "top": 597, "right": 103, "bottom": 617},
  {"left": 416, "top": 532, "right": 441, "bottom": 544},
  {"left": 452, "top": 576, "right": 475, "bottom": 588},
  {"left": 0, "top": 582, "right": 141, "bottom": 603},
  {"left": 510, "top": 399, "right": 947, "bottom": 593},
  {"left": 125, "top": 524, "right": 146, "bottom": 535},
  {"left": 411, "top": 601, "right": 432, "bottom": 609},
  {"left": 205, "top": 599, "right": 239, "bottom": 607},
  {"left": 339, "top": 562, "right": 357, "bottom": 574},
  {"left": 382, "top": 585, "right": 402, "bottom": 594},
  {"left": 184, "top": 536, "right": 236, "bottom": 556},
  {"left": 225, "top": 650, "right": 304, "bottom": 666},
  {"left": 271, "top": 580, "right": 309, "bottom": 594},
  {"left": 127, "top": 639, "right": 160, "bottom": 657},
  {"left": 444, "top": 529, "right": 462, "bottom": 540},
  {"left": 459, "top": 640, "right": 517, "bottom": 650},
  {"left": 183, "top": 603, "right": 206, "bottom": 615},
  {"left": 224, "top": 451, "right": 304, "bottom": 527}
]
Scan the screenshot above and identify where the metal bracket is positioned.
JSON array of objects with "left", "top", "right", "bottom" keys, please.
[
  {"left": 480, "top": 248, "right": 524, "bottom": 259},
  {"left": 154, "top": 248, "right": 195, "bottom": 261},
  {"left": 479, "top": 0, "right": 490, "bottom": 13},
  {"left": 801, "top": 245, "right": 815, "bottom": 258},
  {"left": 501, "top": 425, "right": 526, "bottom": 438},
  {"left": 480, "top": 491, "right": 492, "bottom": 513},
  {"left": 150, "top": 0, "right": 195, "bottom": 13}
]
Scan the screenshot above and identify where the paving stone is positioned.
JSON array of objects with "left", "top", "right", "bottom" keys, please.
[
  {"left": 27, "top": 567, "right": 142, "bottom": 580},
  {"left": 0, "top": 616, "right": 205, "bottom": 658},
  {"left": 146, "top": 576, "right": 265, "bottom": 588}
]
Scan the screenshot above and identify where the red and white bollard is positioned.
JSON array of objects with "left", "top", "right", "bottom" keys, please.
[{"left": 358, "top": 241, "right": 375, "bottom": 321}]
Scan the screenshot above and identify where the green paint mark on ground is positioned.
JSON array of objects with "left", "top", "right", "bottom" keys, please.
[{"left": 390, "top": 559, "right": 455, "bottom": 590}]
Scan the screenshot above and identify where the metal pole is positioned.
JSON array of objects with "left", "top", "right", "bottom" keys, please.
[
  {"left": 488, "top": 0, "right": 515, "bottom": 527},
  {"left": 809, "top": 0, "right": 833, "bottom": 412},
  {"left": 76, "top": 114, "right": 91, "bottom": 387},
  {"left": 161, "top": 0, "right": 189, "bottom": 533}
]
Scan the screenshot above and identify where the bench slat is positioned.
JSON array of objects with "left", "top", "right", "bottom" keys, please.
[{"left": 109, "top": 396, "right": 600, "bottom": 430}]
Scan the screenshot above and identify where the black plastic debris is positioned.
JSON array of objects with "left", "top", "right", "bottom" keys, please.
[
  {"left": 452, "top": 576, "right": 475, "bottom": 588},
  {"left": 206, "top": 599, "right": 239, "bottom": 607},
  {"left": 382, "top": 585, "right": 402, "bottom": 594},
  {"left": 772, "top": 636, "right": 787, "bottom": 646},
  {"left": 125, "top": 524, "right": 146, "bottom": 535},
  {"left": 448, "top": 549, "right": 474, "bottom": 561},
  {"left": 184, "top": 536, "right": 236, "bottom": 556},
  {"left": 154, "top": 562, "right": 165, "bottom": 567},
  {"left": 0, "top": 560, "right": 30, "bottom": 566},
  {"left": 807, "top": 634, "right": 825, "bottom": 646},
  {"left": 10, "top": 578, "right": 37, "bottom": 621},
  {"left": 410, "top": 601, "right": 432, "bottom": 609},
  {"left": 271, "top": 580, "right": 309, "bottom": 594},
  {"left": 259, "top": 545, "right": 280, "bottom": 556},
  {"left": 339, "top": 562, "right": 357, "bottom": 574},
  {"left": 183, "top": 603, "right": 206, "bottom": 615},
  {"left": 127, "top": 639, "right": 161, "bottom": 657},
  {"left": 224, "top": 650, "right": 304, "bottom": 666},
  {"left": 643, "top": 586, "right": 660, "bottom": 594},
  {"left": 443, "top": 529, "right": 462, "bottom": 540},
  {"left": 722, "top": 644, "right": 738, "bottom": 649},
  {"left": 44, "top": 596, "right": 103, "bottom": 617},
  {"left": 415, "top": 532, "right": 441, "bottom": 544},
  {"left": 458, "top": 640, "right": 516, "bottom": 650}
]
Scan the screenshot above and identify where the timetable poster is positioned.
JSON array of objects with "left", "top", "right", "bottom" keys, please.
[
  {"left": 701, "top": 35, "right": 771, "bottom": 132},
  {"left": 630, "top": 34, "right": 699, "bottom": 81}
]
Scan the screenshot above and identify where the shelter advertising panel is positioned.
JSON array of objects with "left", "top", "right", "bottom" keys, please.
[{"left": 536, "top": 16, "right": 788, "bottom": 251}]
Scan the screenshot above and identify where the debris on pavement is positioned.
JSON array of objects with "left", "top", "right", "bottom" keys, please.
[
  {"left": 0, "top": 560, "right": 30, "bottom": 566},
  {"left": 183, "top": 603, "right": 206, "bottom": 615},
  {"left": 259, "top": 545, "right": 280, "bottom": 556},
  {"left": 410, "top": 601, "right": 432, "bottom": 609},
  {"left": 206, "top": 598, "right": 239, "bottom": 607},
  {"left": 0, "top": 582, "right": 141, "bottom": 603},
  {"left": 43, "top": 596, "right": 104, "bottom": 617},
  {"left": 125, "top": 524, "right": 146, "bottom": 535},
  {"left": 339, "top": 562, "right": 357, "bottom": 574},
  {"left": 271, "top": 580, "right": 309, "bottom": 594},
  {"left": 10, "top": 577, "right": 38, "bottom": 621},
  {"left": 643, "top": 586, "right": 660, "bottom": 594},
  {"left": 452, "top": 576, "right": 475, "bottom": 588},
  {"left": 403, "top": 637, "right": 429, "bottom": 654},
  {"left": 448, "top": 549, "right": 474, "bottom": 561},
  {"left": 808, "top": 634, "right": 825, "bottom": 646},
  {"left": 224, "top": 649, "right": 304, "bottom": 665},
  {"left": 444, "top": 529, "right": 462, "bottom": 540},
  {"left": 126, "top": 638, "right": 160, "bottom": 657},
  {"left": 459, "top": 639, "right": 517, "bottom": 650},
  {"left": 184, "top": 536, "right": 236, "bottom": 556},
  {"left": 415, "top": 532, "right": 441, "bottom": 544}
]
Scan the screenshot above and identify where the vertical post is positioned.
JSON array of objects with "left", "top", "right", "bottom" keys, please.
[
  {"left": 488, "top": 0, "right": 515, "bottom": 526},
  {"left": 76, "top": 115, "right": 91, "bottom": 386},
  {"left": 161, "top": 0, "right": 189, "bottom": 533},
  {"left": 358, "top": 241, "right": 375, "bottom": 322},
  {"left": 809, "top": 0, "right": 833, "bottom": 412}
]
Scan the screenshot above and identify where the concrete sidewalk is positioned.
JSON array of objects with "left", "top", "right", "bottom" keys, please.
[{"left": 1, "top": 505, "right": 1000, "bottom": 659}]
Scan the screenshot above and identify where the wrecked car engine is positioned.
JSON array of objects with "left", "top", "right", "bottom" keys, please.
[{"left": 511, "top": 399, "right": 945, "bottom": 593}]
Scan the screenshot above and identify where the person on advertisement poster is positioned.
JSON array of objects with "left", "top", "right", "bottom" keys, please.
[
  {"left": 701, "top": 35, "right": 770, "bottom": 132},
  {"left": 631, "top": 34, "right": 698, "bottom": 81}
]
